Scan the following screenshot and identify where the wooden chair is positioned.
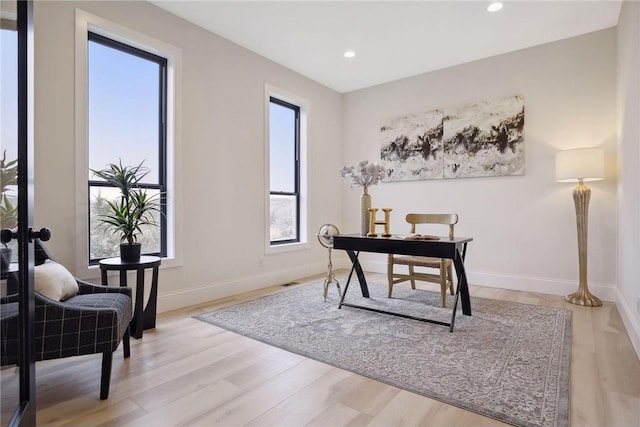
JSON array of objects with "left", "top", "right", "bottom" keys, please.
[{"left": 387, "top": 213, "right": 459, "bottom": 307}]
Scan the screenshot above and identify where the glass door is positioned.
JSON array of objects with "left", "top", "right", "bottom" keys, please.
[
  {"left": 0, "top": 1, "right": 36, "bottom": 426},
  {"left": 0, "top": 1, "right": 20, "bottom": 422}
]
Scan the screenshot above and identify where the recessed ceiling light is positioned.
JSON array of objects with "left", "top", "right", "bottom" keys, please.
[
  {"left": 344, "top": 50, "right": 355, "bottom": 58},
  {"left": 487, "top": 2, "right": 503, "bottom": 12}
]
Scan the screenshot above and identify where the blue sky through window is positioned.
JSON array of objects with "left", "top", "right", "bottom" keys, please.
[
  {"left": 269, "top": 101, "right": 296, "bottom": 193},
  {"left": 1, "top": 28, "right": 18, "bottom": 161},
  {"left": 88, "top": 40, "right": 160, "bottom": 183}
]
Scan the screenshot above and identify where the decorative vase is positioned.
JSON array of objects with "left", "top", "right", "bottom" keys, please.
[
  {"left": 361, "top": 187, "right": 371, "bottom": 235},
  {"left": 120, "top": 243, "right": 141, "bottom": 263}
]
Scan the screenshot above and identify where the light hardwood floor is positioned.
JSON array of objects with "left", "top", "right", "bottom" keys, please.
[{"left": 33, "top": 272, "right": 640, "bottom": 426}]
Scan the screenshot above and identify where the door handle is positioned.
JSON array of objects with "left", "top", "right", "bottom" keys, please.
[
  {"left": 29, "top": 227, "right": 51, "bottom": 242},
  {"left": 0, "top": 229, "right": 16, "bottom": 244},
  {"left": 0, "top": 227, "right": 51, "bottom": 243}
]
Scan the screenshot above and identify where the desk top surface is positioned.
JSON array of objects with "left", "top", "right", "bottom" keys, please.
[
  {"left": 332, "top": 234, "right": 472, "bottom": 258},
  {"left": 334, "top": 234, "right": 473, "bottom": 244}
]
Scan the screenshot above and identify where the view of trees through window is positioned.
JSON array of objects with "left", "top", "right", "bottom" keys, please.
[
  {"left": 89, "top": 187, "right": 161, "bottom": 260},
  {"left": 270, "top": 195, "right": 297, "bottom": 242},
  {"left": 87, "top": 32, "right": 167, "bottom": 261},
  {"left": 269, "top": 98, "right": 300, "bottom": 244}
]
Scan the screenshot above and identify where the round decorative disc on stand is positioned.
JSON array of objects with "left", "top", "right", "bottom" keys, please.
[
  {"left": 317, "top": 223, "right": 340, "bottom": 248},
  {"left": 316, "top": 224, "right": 342, "bottom": 301}
]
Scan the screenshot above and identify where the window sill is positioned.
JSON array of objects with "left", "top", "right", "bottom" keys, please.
[{"left": 266, "top": 241, "right": 310, "bottom": 255}]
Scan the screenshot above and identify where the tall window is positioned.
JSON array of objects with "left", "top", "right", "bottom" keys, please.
[
  {"left": 269, "top": 97, "right": 300, "bottom": 244},
  {"left": 87, "top": 32, "right": 167, "bottom": 262}
]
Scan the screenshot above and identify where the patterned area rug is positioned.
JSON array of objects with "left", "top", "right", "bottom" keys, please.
[{"left": 195, "top": 282, "right": 571, "bottom": 427}]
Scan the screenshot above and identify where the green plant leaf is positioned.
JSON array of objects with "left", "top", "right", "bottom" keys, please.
[{"left": 92, "top": 160, "right": 163, "bottom": 246}]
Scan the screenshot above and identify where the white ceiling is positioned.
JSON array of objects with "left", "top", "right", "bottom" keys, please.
[{"left": 151, "top": 1, "right": 622, "bottom": 93}]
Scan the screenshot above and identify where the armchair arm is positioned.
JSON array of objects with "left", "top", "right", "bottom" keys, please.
[
  {"left": 0, "top": 294, "right": 19, "bottom": 304},
  {"left": 77, "top": 279, "right": 132, "bottom": 298},
  {"left": 35, "top": 291, "right": 127, "bottom": 316},
  {"left": 34, "top": 290, "right": 132, "bottom": 360}
]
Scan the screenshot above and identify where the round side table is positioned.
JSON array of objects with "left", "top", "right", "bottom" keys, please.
[{"left": 99, "top": 256, "right": 161, "bottom": 339}]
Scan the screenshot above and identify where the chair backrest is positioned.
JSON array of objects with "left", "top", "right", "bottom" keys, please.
[{"left": 405, "top": 213, "right": 458, "bottom": 239}]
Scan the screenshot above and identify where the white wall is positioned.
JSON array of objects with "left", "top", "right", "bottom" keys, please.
[
  {"left": 30, "top": 1, "right": 631, "bottom": 335},
  {"left": 342, "top": 29, "right": 618, "bottom": 301},
  {"left": 32, "top": 1, "right": 344, "bottom": 311},
  {"left": 616, "top": 1, "right": 640, "bottom": 357}
]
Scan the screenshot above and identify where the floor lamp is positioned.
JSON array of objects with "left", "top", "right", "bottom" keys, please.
[{"left": 555, "top": 147, "right": 604, "bottom": 307}]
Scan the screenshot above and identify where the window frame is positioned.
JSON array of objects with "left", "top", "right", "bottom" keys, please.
[
  {"left": 264, "top": 85, "right": 309, "bottom": 254},
  {"left": 75, "top": 9, "right": 182, "bottom": 278},
  {"left": 268, "top": 96, "right": 301, "bottom": 245},
  {"left": 86, "top": 31, "right": 168, "bottom": 264}
]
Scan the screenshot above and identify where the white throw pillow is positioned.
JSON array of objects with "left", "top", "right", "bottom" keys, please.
[{"left": 34, "top": 260, "right": 79, "bottom": 301}]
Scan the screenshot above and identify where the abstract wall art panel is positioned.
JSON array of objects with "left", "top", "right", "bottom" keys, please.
[
  {"left": 380, "top": 95, "right": 524, "bottom": 182},
  {"left": 380, "top": 109, "right": 444, "bottom": 182},
  {"left": 443, "top": 95, "right": 525, "bottom": 178}
]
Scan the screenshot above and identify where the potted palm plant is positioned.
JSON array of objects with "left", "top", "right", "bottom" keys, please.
[
  {"left": 0, "top": 151, "right": 18, "bottom": 269},
  {"left": 91, "top": 160, "right": 161, "bottom": 263}
]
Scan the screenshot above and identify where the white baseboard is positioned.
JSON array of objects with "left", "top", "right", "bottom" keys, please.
[
  {"left": 156, "top": 255, "right": 617, "bottom": 313},
  {"left": 616, "top": 289, "right": 640, "bottom": 361},
  {"left": 156, "top": 261, "right": 328, "bottom": 313},
  {"left": 156, "top": 256, "right": 638, "bottom": 361},
  {"left": 360, "top": 260, "right": 617, "bottom": 302},
  {"left": 466, "top": 271, "right": 617, "bottom": 302}
]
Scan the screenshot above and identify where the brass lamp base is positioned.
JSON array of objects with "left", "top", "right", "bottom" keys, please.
[
  {"left": 567, "top": 179, "right": 602, "bottom": 308},
  {"left": 565, "top": 289, "right": 602, "bottom": 307}
]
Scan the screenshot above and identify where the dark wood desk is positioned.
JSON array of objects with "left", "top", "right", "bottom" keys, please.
[
  {"left": 99, "top": 256, "right": 161, "bottom": 339},
  {"left": 332, "top": 234, "right": 472, "bottom": 332}
]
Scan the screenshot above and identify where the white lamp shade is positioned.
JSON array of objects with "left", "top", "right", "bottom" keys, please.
[{"left": 555, "top": 148, "right": 604, "bottom": 182}]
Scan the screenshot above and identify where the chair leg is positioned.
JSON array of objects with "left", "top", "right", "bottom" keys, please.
[
  {"left": 408, "top": 265, "right": 416, "bottom": 289},
  {"left": 387, "top": 254, "right": 394, "bottom": 298},
  {"left": 440, "top": 260, "right": 447, "bottom": 308},
  {"left": 123, "top": 327, "right": 131, "bottom": 359},
  {"left": 448, "top": 263, "right": 455, "bottom": 295},
  {"left": 100, "top": 352, "right": 113, "bottom": 400}
]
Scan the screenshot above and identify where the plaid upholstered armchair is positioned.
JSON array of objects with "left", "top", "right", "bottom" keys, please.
[{"left": 0, "top": 240, "right": 132, "bottom": 399}]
